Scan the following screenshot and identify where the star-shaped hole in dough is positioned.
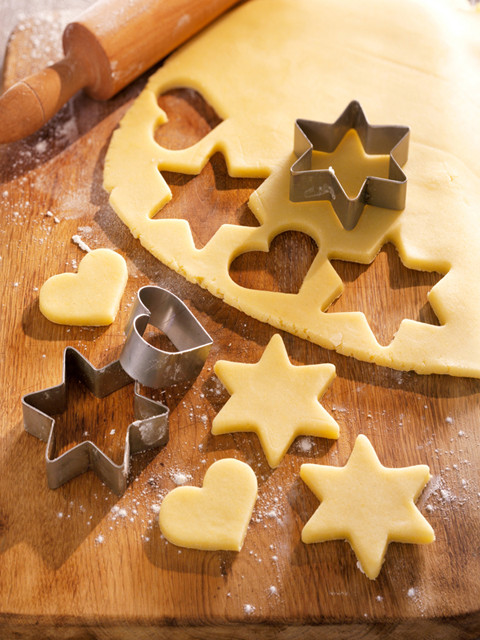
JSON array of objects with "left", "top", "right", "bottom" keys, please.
[
  {"left": 301, "top": 434, "right": 435, "bottom": 579},
  {"left": 328, "top": 243, "right": 444, "bottom": 346},
  {"left": 212, "top": 334, "right": 339, "bottom": 468}
]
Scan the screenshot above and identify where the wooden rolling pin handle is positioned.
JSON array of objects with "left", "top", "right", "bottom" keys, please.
[
  {"left": 0, "top": 56, "right": 90, "bottom": 143},
  {"left": 62, "top": 21, "right": 116, "bottom": 101},
  {"left": 0, "top": 0, "right": 239, "bottom": 144}
]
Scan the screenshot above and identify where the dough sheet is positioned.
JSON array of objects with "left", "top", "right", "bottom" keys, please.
[{"left": 104, "top": 0, "right": 480, "bottom": 376}]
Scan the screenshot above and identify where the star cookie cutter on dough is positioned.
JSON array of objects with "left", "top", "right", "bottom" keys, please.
[
  {"left": 22, "top": 347, "right": 169, "bottom": 496},
  {"left": 289, "top": 100, "right": 410, "bottom": 230},
  {"left": 120, "top": 285, "right": 213, "bottom": 388}
]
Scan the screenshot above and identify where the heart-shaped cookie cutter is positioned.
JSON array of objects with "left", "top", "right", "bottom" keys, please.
[{"left": 120, "top": 285, "right": 213, "bottom": 388}]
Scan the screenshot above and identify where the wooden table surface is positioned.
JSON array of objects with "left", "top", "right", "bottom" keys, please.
[{"left": 0, "top": 13, "right": 479, "bottom": 640}]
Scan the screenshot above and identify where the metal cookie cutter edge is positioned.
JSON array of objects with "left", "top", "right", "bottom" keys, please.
[
  {"left": 22, "top": 347, "right": 169, "bottom": 496},
  {"left": 289, "top": 100, "right": 410, "bottom": 231},
  {"left": 120, "top": 285, "right": 213, "bottom": 389}
]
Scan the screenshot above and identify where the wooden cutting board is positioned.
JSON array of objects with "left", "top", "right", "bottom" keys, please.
[{"left": 0, "top": 13, "right": 479, "bottom": 640}]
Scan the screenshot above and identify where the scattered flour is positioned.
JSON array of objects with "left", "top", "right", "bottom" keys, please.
[
  {"left": 296, "top": 436, "right": 313, "bottom": 453},
  {"left": 171, "top": 471, "right": 192, "bottom": 486},
  {"left": 72, "top": 234, "right": 91, "bottom": 253},
  {"left": 440, "top": 488, "right": 455, "bottom": 503}
]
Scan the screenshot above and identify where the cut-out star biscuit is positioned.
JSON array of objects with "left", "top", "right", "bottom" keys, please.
[
  {"left": 212, "top": 334, "right": 339, "bottom": 468},
  {"left": 301, "top": 434, "right": 435, "bottom": 579}
]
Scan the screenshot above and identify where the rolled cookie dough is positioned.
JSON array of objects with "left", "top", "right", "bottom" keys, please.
[{"left": 104, "top": 0, "right": 480, "bottom": 377}]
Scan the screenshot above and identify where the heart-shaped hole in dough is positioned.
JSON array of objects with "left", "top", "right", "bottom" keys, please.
[
  {"left": 230, "top": 231, "right": 318, "bottom": 294},
  {"left": 155, "top": 88, "right": 222, "bottom": 150}
]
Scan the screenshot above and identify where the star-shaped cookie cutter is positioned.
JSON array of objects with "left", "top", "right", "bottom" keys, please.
[
  {"left": 120, "top": 285, "right": 213, "bottom": 388},
  {"left": 22, "top": 285, "right": 213, "bottom": 495},
  {"left": 290, "top": 100, "right": 410, "bottom": 230},
  {"left": 22, "top": 347, "right": 169, "bottom": 496}
]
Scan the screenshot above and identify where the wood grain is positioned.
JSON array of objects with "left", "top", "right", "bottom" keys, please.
[{"left": 0, "top": 16, "right": 479, "bottom": 640}]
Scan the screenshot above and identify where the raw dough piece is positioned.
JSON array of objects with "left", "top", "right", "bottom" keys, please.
[
  {"left": 104, "top": 0, "right": 480, "bottom": 377},
  {"left": 301, "top": 434, "right": 435, "bottom": 579},
  {"left": 212, "top": 334, "right": 338, "bottom": 467},
  {"left": 39, "top": 249, "right": 128, "bottom": 326},
  {"left": 158, "top": 458, "right": 257, "bottom": 551}
]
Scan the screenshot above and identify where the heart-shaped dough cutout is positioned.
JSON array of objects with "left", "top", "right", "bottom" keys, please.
[
  {"left": 39, "top": 249, "right": 128, "bottom": 326},
  {"left": 159, "top": 458, "right": 257, "bottom": 551}
]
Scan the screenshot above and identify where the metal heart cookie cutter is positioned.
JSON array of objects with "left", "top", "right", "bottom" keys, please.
[
  {"left": 289, "top": 100, "right": 410, "bottom": 231},
  {"left": 120, "top": 285, "right": 213, "bottom": 388},
  {"left": 22, "top": 286, "right": 213, "bottom": 495}
]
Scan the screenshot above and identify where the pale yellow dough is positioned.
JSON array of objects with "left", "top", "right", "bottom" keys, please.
[
  {"left": 213, "top": 334, "right": 339, "bottom": 468},
  {"left": 158, "top": 458, "right": 257, "bottom": 551},
  {"left": 301, "top": 434, "right": 435, "bottom": 579},
  {"left": 39, "top": 249, "right": 128, "bottom": 326},
  {"left": 104, "top": 0, "right": 480, "bottom": 377}
]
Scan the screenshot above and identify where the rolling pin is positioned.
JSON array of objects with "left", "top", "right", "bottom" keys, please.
[{"left": 0, "top": 0, "right": 240, "bottom": 144}]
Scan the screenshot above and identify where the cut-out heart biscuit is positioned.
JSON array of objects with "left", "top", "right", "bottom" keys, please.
[
  {"left": 39, "top": 249, "right": 128, "bottom": 326},
  {"left": 159, "top": 458, "right": 257, "bottom": 551}
]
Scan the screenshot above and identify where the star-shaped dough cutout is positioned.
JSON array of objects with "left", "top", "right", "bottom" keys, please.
[
  {"left": 301, "top": 434, "right": 435, "bottom": 579},
  {"left": 212, "top": 334, "right": 339, "bottom": 468}
]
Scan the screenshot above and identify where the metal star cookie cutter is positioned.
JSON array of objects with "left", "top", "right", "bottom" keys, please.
[
  {"left": 120, "top": 285, "right": 213, "bottom": 388},
  {"left": 289, "top": 100, "right": 410, "bottom": 230},
  {"left": 22, "top": 347, "right": 169, "bottom": 496}
]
